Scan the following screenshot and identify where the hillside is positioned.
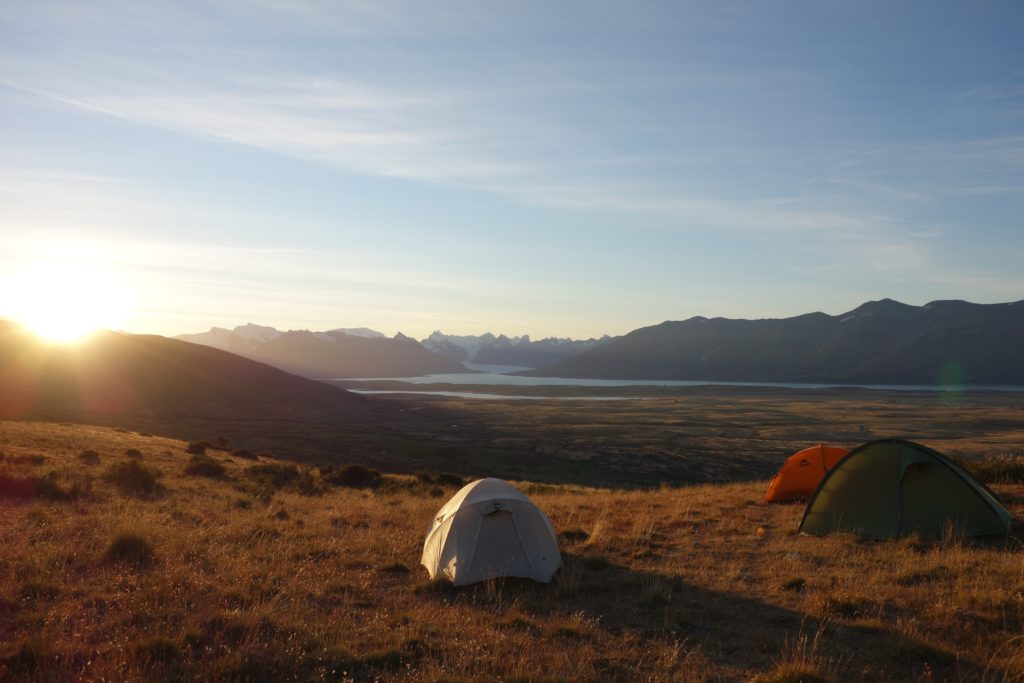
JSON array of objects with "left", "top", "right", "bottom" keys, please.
[
  {"left": 177, "top": 325, "right": 465, "bottom": 378},
  {"left": 526, "top": 299, "right": 1024, "bottom": 384},
  {"left": 0, "top": 322, "right": 370, "bottom": 423},
  {"left": 0, "top": 322, "right": 423, "bottom": 466},
  {"left": 0, "top": 420, "right": 1021, "bottom": 681}
]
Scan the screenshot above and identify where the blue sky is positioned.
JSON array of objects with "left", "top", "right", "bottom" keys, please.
[{"left": 1, "top": 1, "right": 1022, "bottom": 339}]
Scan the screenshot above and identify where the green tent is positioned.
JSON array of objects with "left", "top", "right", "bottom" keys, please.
[{"left": 799, "top": 439, "right": 1013, "bottom": 539}]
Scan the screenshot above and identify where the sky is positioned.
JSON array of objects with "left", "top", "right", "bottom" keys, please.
[{"left": 1, "top": 1, "right": 1022, "bottom": 340}]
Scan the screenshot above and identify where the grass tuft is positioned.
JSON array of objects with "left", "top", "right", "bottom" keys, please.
[
  {"left": 321, "top": 463, "right": 381, "bottom": 488},
  {"left": 77, "top": 449, "right": 101, "bottom": 465},
  {"left": 105, "top": 530, "right": 156, "bottom": 568},
  {"left": 103, "top": 460, "right": 162, "bottom": 497},
  {"left": 184, "top": 453, "right": 226, "bottom": 478}
]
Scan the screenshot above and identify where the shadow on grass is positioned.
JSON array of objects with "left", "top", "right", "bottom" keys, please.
[{"left": 416, "top": 552, "right": 990, "bottom": 682}]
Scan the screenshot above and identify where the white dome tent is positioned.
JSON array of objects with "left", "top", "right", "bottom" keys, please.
[{"left": 421, "top": 478, "right": 561, "bottom": 587}]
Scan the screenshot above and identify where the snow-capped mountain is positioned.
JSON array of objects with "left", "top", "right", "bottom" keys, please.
[
  {"left": 422, "top": 331, "right": 609, "bottom": 369},
  {"left": 176, "top": 323, "right": 282, "bottom": 352}
]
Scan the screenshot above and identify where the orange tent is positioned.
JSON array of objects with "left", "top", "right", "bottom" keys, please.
[{"left": 763, "top": 444, "right": 849, "bottom": 503}]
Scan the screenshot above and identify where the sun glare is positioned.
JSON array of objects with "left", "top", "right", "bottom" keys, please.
[{"left": 3, "top": 260, "right": 129, "bottom": 343}]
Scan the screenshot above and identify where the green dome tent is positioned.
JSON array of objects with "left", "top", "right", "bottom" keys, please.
[{"left": 799, "top": 439, "right": 1012, "bottom": 539}]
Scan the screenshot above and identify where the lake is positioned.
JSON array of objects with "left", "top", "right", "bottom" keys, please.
[{"left": 338, "top": 367, "right": 1024, "bottom": 394}]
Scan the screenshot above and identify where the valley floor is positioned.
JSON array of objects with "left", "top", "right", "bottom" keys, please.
[{"left": 1, "top": 421, "right": 1022, "bottom": 681}]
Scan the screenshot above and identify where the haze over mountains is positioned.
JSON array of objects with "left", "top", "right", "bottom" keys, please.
[
  {"left": 177, "top": 325, "right": 607, "bottom": 377},
  {"left": 526, "top": 299, "right": 1024, "bottom": 385},
  {"left": 422, "top": 331, "right": 609, "bottom": 368},
  {"left": 177, "top": 325, "right": 466, "bottom": 378},
  {"left": 173, "top": 298, "right": 1024, "bottom": 384}
]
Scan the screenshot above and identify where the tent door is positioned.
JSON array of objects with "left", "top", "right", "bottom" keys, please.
[{"left": 468, "top": 510, "right": 532, "bottom": 581}]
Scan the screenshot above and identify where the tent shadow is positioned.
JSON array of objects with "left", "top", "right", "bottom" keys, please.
[{"left": 417, "top": 551, "right": 993, "bottom": 681}]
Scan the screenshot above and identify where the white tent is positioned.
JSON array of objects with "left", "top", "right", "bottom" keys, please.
[{"left": 421, "top": 478, "right": 561, "bottom": 586}]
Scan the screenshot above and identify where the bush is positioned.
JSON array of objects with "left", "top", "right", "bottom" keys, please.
[
  {"left": 134, "top": 637, "right": 181, "bottom": 665},
  {"left": 124, "top": 448, "right": 143, "bottom": 458},
  {"left": 295, "top": 469, "right": 319, "bottom": 496},
  {"left": 232, "top": 449, "right": 258, "bottom": 461},
  {"left": 103, "top": 460, "right": 161, "bottom": 497},
  {"left": 0, "top": 473, "right": 78, "bottom": 501},
  {"left": 4, "top": 637, "right": 50, "bottom": 675},
  {"left": 184, "top": 454, "right": 226, "bottom": 478},
  {"left": 34, "top": 472, "right": 78, "bottom": 501},
  {"left": 245, "top": 463, "right": 299, "bottom": 489},
  {"left": 321, "top": 464, "right": 381, "bottom": 488},
  {"left": 415, "top": 471, "right": 466, "bottom": 488},
  {"left": 78, "top": 450, "right": 101, "bottom": 465},
  {"left": 106, "top": 531, "right": 155, "bottom": 568},
  {"left": 186, "top": 442, "right": 208, "bottom": 455}
]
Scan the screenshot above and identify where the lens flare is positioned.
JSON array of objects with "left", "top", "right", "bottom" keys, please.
[{"left": 2, "top": 260, "right": 130, "bottom": 343}]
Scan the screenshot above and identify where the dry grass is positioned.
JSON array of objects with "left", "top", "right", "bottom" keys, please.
[{"left": 0, "top": 419, "right": 1022, "bottom": 681}]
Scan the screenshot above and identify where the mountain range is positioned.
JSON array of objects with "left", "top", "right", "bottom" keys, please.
[
  {"left": 176, "top": 325, "right": 466, "bottom": 378},
  {"left": 523, "top": 299, "right": 1024, "bottom": 384},
  {"left": 177, "top": 325, "right": 606, "bottom": 376},
  {"left": 421, "top": 331, "right": 609, "bottom": 368}
]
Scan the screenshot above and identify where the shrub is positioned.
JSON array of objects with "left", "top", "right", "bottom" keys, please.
[
  {"left": 296, "top": 469, "right": 320, "bottom": 495},
  {"left": 124, "top": 448, "right": 143, "bottom": 458},
  {"left": 34, "top": 472, "right": 78, "bottom": 501},
  {"left": 18, "top": 581, "right": 60, "bottom": 602},
  {"left": 321, "top": 463, "right": 381, "bottom": 488},
  {"left": 4, "top": 637, "right": 50, "bottom": 674},
  {"left": 78, "top": 450, "right": 101, "bottom": 465},
  {"left": 245, "top": 463, "right": 299, "bottom": 489},
  {"left": 134, "top": 637, "right": 181, "bottom": 665},
  {"left": 782, "top": 577, "right": 807, "bottom": 592},
  {"left": 184, "top": 454, "right": 226, "bottom": 478},
  {"left": 0, "top": 473, "right": 77, "bottom": 501},
  {"left": 103, "top": 460, "right": 161, "bottom": 497},
  {"left": 106, "top": 531, "right": 156, "bottom": 568},
  {"left": 232, "top": 449, "right": 258, "bottom": 461},
  {"left": 186, "top": 442, "right": 208, "bottom": 455},
  {"left": 415, "top": 471, "right": 465, "bottom": 488}
]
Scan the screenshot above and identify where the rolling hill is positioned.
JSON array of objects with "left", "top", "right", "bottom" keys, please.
[
  {"left": 0, "top": 420, "right": 1021, "bottom": 681},
  {"left": 525, "top": 299, "right": 1024, "bottom": 384},
  {"left": 0, "top": 321, "right": 373, "bottom": 425}
]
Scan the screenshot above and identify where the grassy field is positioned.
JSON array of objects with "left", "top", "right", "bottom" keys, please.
[
  {"left": 1, "top": 419, "right": 1022, "bottom": 682},
  {"left": 346, "top": 387, "right": 1024, "bottom": 487}
]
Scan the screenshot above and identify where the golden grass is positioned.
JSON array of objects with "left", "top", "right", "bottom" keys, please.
[{"left": 0, "top": 419, "right": 1022, "bottom": 681}]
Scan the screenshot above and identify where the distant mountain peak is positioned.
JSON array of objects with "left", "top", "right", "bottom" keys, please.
[{"left": 421, "top": 330, "right": 611, "bottom": 369}]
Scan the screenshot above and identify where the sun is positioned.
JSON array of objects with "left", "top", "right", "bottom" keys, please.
[{"left": 3, "top": 260, "right": 129, "bottom": 343}]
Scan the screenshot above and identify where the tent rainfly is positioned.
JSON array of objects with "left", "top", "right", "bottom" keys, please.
[
  {"left": 763, "top": 444, "right": 850, "bottom": 503},
  {"left": 799, "top": 439, "right": 1013, "bottom": 539},
  {"left": 421, "top": 478, "right": 561, "bottom": 586}
]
